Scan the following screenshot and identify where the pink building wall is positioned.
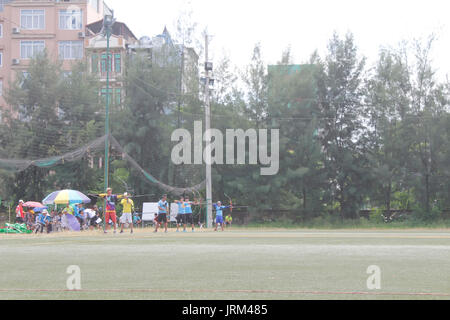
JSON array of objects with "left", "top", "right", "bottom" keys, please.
[{"left": 0, "top": 0, "right": 106, "bottom": 114}]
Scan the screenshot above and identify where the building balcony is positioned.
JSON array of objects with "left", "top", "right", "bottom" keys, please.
[{"left": 12, "top": 32, "right": 56, "bottom": 39}]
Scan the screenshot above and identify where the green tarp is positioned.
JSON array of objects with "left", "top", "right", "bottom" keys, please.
[{"left": 0, "top": 223, "right": 32, "bottom": 234}]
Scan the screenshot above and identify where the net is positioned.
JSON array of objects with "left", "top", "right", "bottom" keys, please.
[{"left": 0, "top": 135, "right": 205, "bottom": 196}]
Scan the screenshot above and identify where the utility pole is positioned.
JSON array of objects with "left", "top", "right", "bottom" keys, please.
[
  {"left": 103, "top": 12, "right": 115, "bottom": 230},
  {"left": 174, "top": 42, "right": 185, "bottom": 187},
  {"left": 103, "top": 13, "right": 114, "bottom": 192},
  {"left": 204, "top": 34, "right": 213, "bottom": 228}
]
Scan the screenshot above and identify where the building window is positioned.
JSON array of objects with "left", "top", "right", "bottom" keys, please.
[
  {"left": 101, "top": 88, "right": 122, "bottom": 106},
  {"left": 0, "top": 24, "right": 3, "bottom": 38},
  {"left": 114, "top": 54, "right": 121, "bottom": 73},
  {"left": 0, "top": 0, "right": 12, "bottom": 13},
  {"left": 0, "top": 52, "right": 2, "bottom": 67},
  {"left": 20, "top": 9, "right": 45, "bottom": 30},
  {"left": 58, "top": 41, "right": 83, "bottom": 60},
  {"left": 59, "top": 9, "right": 83, "bottom": 30},
  {"left": 19, "top": 71, "right": 30, "bottom": 87},
  {"left": 89, "top": 0, "right": 99, "bottom": 13},
  {"left": 101, "top": 88, "right": 112, "bottom": 105},
  {"left": 91, "top": 53, "right": 98, "bottom": 73},
  {"left": 18, "top": 105, "right": 31, "bottom": 122},
  {"left": 115, "top": 88, "right": 122, "bottom": 105},
  {"left": 20, "top": 41, "right": 45, "bottom": 59},
  {"left": 101, "top": 53, "right": 112, "bottom": 74}
]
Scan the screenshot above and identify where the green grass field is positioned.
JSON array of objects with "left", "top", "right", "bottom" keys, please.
[{"left": 1, "top": 228, "right": 450, "bottom": 300}]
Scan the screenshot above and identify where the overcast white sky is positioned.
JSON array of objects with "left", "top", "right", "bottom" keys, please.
[{"left": 106, "top": 0, "right": 450, "bottom": 78}]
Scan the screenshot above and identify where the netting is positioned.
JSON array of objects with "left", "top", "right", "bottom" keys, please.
[
  {"left": 0, "top": 135, "right": 205, "bottom": 196},
  {"left": 0, "top": 136, "right": 107, "bottom": 172},
  {"left": 108, "top": 135, "right": 205, "bottom": 195}
]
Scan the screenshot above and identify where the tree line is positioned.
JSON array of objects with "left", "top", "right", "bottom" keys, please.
[{"left": 0, "top": 32, "right": 449, "bottom": 223}]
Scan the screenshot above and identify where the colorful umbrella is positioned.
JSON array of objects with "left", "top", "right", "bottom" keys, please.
[
  {"left": 33, "top": 206, "right": 48, "bottom": 213},
  {"left": 43, "top": 190, "right": 91, "bottom": 205},
  {"left": 62, "top": 214, "right": 80, "bottom": 232},
  {"left": 23, "top": 201, "right": 46, "bottom": 208}
]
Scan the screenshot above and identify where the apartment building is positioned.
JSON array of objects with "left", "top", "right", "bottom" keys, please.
[
  {"left": 129, "top": 27, "right": 200, "bottom": 96},
  {"left": 0, "top": 0, "right": 111, "bottom": 115}
]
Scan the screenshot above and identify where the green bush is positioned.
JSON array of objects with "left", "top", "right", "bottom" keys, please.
[{"left": 369, "top": 208, "right": 384, "bottom": 223}]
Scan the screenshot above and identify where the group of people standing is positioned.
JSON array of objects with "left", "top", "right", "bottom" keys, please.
[
  {"left": 155, "top": 194, "right": 233, "bottom": 233},
  {"left": 174, "top": 195, "right": 197, "bottom": 233},
  {"left": 97, "top": 188, "right": 136, "bottom": 234},
  {"left": 13, "top": 188, "right": 234, "bottom": 234},
  {"left": 14, "top": 199, "right": 103, "bottom": 234}
]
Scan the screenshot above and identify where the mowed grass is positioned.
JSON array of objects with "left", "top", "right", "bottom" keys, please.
[{"left": 0, "top": 228, "right": 450, "bottom": 300}]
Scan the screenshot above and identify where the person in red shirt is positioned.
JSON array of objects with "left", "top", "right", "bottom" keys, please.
[
  {"left": 98, "top": 188, "right": 123, "bottom": 234},
  {"left": 15, "top": 200, "right": 25, "bottom": 224}
]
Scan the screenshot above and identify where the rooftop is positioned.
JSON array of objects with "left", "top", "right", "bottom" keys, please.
[{"left": 86, "top": 19, "right": 137, "bottom": 42}]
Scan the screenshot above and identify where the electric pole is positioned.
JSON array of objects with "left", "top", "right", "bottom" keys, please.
[
  {"left": 103, "top": 12, "right": 115, "bottom": 192},
  {"left": 103, "top": 12, "right": 115, "bottom": 231},
  {"left": 204, "top": 34, "right": 213, "bottom": 228}
]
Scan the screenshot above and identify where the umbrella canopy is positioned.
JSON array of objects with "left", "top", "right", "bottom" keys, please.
[
  {"left": 62, "top": 214, "right": 80, "bottom": 232},
  {"left": 33, "top": 206, "right": 48, "bottom": 213},
  {"left": 43, "top": 190, "right": 91, "bottom": 205},
  {"left": 23, "top": 201, "right": 46, "bottom": 208}
]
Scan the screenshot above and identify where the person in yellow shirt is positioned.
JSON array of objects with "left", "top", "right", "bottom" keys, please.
[
  {"left": 120, "top": 192, "right": 134, "bottom": 234},
  {"left": 62, "top": 203, "right": 74, "bottom": 215},
  {"left": 225, "top": 214, "right": 233, "bottom": 228}
]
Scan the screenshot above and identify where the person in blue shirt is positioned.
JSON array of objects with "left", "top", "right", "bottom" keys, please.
[
  {"left": 133, "top": 213, "right": 141, "bottom": 226},
  {"left": 174, "top": 196, "right": 185, "bottom": 232},
  {"left": 213, "top": 201, "right": 231, "bottom": 232},
  {"left": 73, "top": 204, "right": 80, "bottom": 217},
  {"left": 154, "top": 194, "right": 169, "bottom": 233},
  {"left": 74, "top": 204, "right": 85, "bottom": 231},
  {"left": 35, "top": 211, "right": 47, "bottom": 234},
  {"left": 182, "top": 196, "right": 198, "bottom": 232}
]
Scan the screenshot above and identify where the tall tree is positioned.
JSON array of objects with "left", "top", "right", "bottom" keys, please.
[
  {"left": 316, "top": 32, "right": 369, "bottom": 219},
  {"left": 366, "top": 48, "right": 412, "bottom": 213},
  {"left": 1, "top": 53, "right": 103, "bottom": 201}
]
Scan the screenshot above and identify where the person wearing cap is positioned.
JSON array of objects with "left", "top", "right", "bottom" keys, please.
[
  {"left": 15, "top": 200, "right": 25, "bottom": 224},
  {"left": 133, "top": 213, "right": 142, "bottom": 227},
  {"left": 98, "top": 188, "right": 124, "bottom": 234},
  {"left": 120, "top": 192, "right": 134, "bottom": 234},
  {"left": 44, "top": 210, "right": 53, "bottom": 234},
  {"left": 213, "top": 201, "right": 232, "bottom": 232}
]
